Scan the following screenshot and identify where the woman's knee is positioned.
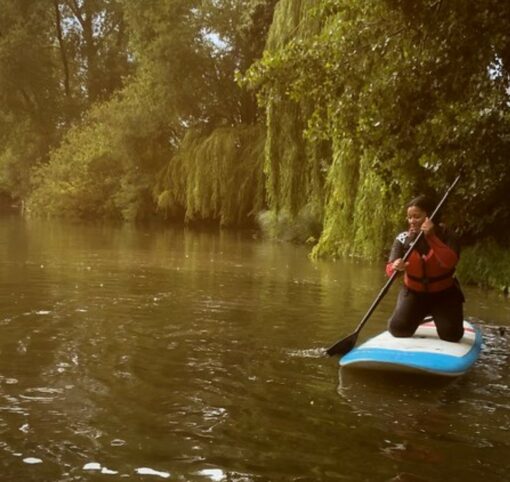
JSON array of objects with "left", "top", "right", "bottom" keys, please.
[
  {"left": 435, "top": 312, "right": 464, "bottom": 342},
  {"left": 437, "top": 327, "right": 464, "bottom": 342},
  {"left": 388, "top": 319, "right": 417, "bottom": 338}
]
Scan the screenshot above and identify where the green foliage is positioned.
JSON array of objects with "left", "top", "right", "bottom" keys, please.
[
  {"left": 202, "top": 0, "right": 279, "bottom": 124},
  {"left": 57, "top": 0, "right": 132, "bottom": 104},
  {"left": 0, "top": 0, "right": 132, "bottom": 201},
  {"left": 4, "top": 0, "right": 510, "bottom": 296},
  {"left": 0, "top": 0, "right": 62, "bottom": 197},
  {"left": 27, "top": 109, "right": 122, "bottom": 219},
  {"left": 457, "top": 240, "right": 510, "bottom": 292},
  {"left": 123, "top": 0, "right": 215, "bottom": 124},
  {"left": 243, "top": 0, "right": 327, "bottom": 222},
  {"left": 247, "top": 0, "right": 510, "bottom": 259},
  {"left": 351, "top": 152, "right": 400, "bottom": 259},
  {"left": 20, "top": 0, "right": 278, "bottom": 222},
  {"left": 27, "top": 73, "right": 175, "bottom": 220},
  {"left": 264, "top": 99, "right": 306, "bottom": 213},
  {"left": 258, "top": 206, "right": 321, "bottom": 244},
  {"left": 310, "top": 138, "right": 359, "bottom": 258},
  {"left": 155, "top": 125, "right": 265, "bottom": 226},
  {"left": 122, "top": 0, "right": 277, "bottom": 224}
]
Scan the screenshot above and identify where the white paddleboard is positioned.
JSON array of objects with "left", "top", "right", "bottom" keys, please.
[{"left": 340, "top": 319, "right": 482, "bottom": 376}]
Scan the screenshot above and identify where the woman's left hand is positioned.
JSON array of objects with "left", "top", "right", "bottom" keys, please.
[{"left": 421, "top": 217, "right": 435, "bottom": 236}]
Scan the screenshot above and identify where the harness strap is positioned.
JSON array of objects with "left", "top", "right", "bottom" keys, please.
[{"left": 407, "top": 269, "right": 456, "bottom": 286}]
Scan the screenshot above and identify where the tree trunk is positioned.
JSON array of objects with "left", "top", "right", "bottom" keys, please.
[
  {"left": 68, "top": 0, "right": 99, "bottom": 102},
  {"left": 54, "top": 0, "right": 70, "bottom": 97}
]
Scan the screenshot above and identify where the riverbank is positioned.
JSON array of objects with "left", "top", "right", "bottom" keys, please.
[{"left": 257, "top": 209, "right": 509, "bottom": 294}]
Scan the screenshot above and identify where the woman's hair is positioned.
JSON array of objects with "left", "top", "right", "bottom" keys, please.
[{"left": 406, "top": 194, "right": 436, "bottom": 217}]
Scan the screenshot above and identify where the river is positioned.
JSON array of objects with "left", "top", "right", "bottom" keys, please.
[{"left": 0, "top": 215, "right": 508, "bottom": 481}]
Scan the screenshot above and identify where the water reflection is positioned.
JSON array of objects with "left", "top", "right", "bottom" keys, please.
[{"left": 0, "top": 215, "right": 508, "bottom": 481}]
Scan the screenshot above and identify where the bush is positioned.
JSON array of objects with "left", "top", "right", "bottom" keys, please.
[
  {"left": 257, "top": 205, "right": 322, "bottom": 244},
  {"left": 457, "top": 239, "right": 510, "bottom": 292}
]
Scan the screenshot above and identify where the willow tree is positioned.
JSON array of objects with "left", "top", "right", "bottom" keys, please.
[
  {"left": 248, "top": 0, "right": 510, "bottom": 261},
  {"left": 155, "top": 125, "right": 265, "bottom": 226},
  {"left": 151, "top": 0, "right": 277, "bottom": 226},
  {"left": 245, "top": 0, "right": 327, "bottom": 229}
]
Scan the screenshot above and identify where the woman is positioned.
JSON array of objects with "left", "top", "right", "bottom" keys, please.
[{"left": 386, "top": 195, "right": 465, "bottom": 342}]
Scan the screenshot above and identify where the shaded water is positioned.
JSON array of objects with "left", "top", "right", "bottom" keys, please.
[{"left": 0, "top": 216, "right": 508, "bottom": 481}]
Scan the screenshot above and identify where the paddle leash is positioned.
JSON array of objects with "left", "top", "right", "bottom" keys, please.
[{"left": 325, "top": 174, "right": 461, "bottom": 357}]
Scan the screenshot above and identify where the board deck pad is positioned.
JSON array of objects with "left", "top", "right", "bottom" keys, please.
[{"left": 340, "top": 320, "right": 482, "bottom": 376}]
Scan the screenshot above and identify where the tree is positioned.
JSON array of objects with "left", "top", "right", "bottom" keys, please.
[
  {"left": 0, "top": 0, "right": 132, "bottom": 203},
  {"left": 128, "top": 0, "right": 279, "bottom": 223},
  {"left": 27, "top": 0, "right": 277, "bottom": 222},
  {"left": 55, "top": 0, "right": 132, "bottom": 111},
  {"left": 247, "top": 0, "right": 510, "bottom": 257},
  {"left": 0, "top": 0, "right": 61, "bottom": 199}
]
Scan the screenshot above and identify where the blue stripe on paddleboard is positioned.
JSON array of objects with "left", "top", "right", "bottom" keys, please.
[{"left": 340, "top": 325, "right": 483, "bottom": 375}]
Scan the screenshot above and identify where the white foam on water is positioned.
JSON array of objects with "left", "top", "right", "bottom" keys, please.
[
  {"left": 198, "top": 468, "right": 225, "bottom": 481},
  {"left": 135, "top": 467, "right": 171, "bottom": 478},
  {"left": 101, "top": 467, "right": 118, "bottom": 475},
  {"left": 287, "top": 347, "right": 326, "bottom": 358},
  {"left": 23, "top": 457, "right": 43, "bottom": 464},
  {"left": 110, "top": 438, "right": 126, "bottom": 446}
]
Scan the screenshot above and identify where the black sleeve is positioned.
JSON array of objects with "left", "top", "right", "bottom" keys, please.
[{"left": 388, "top": 236, "right": 405, "bottom": 263}]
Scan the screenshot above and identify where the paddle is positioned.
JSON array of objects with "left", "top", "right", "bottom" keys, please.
[{"left": 325, "top": 174, "right": 461, "bottom": 357}]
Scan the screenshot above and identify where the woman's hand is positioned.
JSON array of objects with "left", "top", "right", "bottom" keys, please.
[
  {"left": 392, "top": 258, "right": 408, "bottom": 272},
  {"left": 421, "top": 217, "right": 435, "bottom": 236}
]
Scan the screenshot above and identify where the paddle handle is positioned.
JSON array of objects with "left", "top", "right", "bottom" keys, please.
[{"left": 352, "top": 174, "right": 461, "bottom": 336}]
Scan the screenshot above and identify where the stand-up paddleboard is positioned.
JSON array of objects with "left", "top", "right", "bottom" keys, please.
[{"left": 340, "top": 319, "right": 482, "bottom": 376}]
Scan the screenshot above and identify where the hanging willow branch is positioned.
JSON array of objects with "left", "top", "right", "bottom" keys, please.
[{"left": 155, "top": 125, "right": 266, "bottom": 226}]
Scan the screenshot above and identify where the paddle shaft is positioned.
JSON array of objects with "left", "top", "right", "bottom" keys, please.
[{"left": 326, "top": 174, "right": 461, "bottom": 355}]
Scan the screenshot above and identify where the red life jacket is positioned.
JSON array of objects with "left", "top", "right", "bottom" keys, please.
[
  {"left": 387, "top": 232, "right": 458, "bottom": 293},
  {"left": 404, "top": 249, "right": 456, "bottom": 292}
]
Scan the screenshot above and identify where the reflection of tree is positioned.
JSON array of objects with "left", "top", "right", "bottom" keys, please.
[{"left": 0, "top": 216, "right": 508, "bottom": 479}]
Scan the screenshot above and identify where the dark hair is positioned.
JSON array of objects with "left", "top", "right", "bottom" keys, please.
[{"left": 406, "top": 194, "right": 436, "bottom": 217}]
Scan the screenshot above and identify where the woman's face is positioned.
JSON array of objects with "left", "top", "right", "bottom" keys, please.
[{"left": 407, "top": 206, "right": 427, "bottom": 234}]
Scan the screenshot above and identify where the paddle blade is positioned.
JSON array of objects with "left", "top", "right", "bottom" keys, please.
[{"left": 325, "top": 332, "right": 358, "bottom": 357}]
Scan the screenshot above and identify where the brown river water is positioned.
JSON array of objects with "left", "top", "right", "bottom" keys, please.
[{"left": 0, "top": 215, "right": 508, "bottom": 481}]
